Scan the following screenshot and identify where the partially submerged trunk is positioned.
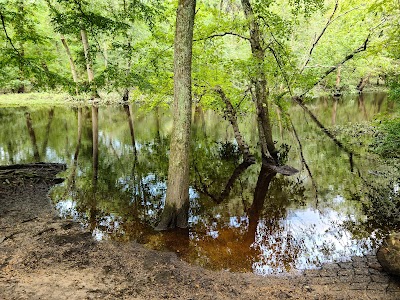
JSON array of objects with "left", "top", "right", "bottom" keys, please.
[
  {"left": 156, "top": 0, "right": 196, "bottom": 230},
  {"left": 334, "top": 65, "right": 341, "bottom": 97},
  {"left": 356, "top": 74, "right": 370, "bottom": 93}
]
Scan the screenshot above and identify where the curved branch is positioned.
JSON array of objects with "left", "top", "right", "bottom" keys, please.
[
  {"left": 299, "top": 34, "right": 370, "bottom": 98},
  {"left": 193, "top": 31, "right": 250, "bottom": 42},
  {"left": 0, "top": 11, "right": 20, "bottom": 56},
  {"left": 300, "top": 0, "right": 339, "bottom": 74}
]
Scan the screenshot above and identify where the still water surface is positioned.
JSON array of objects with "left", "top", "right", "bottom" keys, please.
[{"left": 0, "top": 93, "right": 397, "bottom": 275}]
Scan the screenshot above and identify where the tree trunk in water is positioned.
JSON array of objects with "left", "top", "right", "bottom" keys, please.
[
  {"left": 124, "top": 104, "right": 137, "bottom": 156},
  {"left": 334, "top": 65, "right": 341, "bottom": 97},
  {"left": 60, "top": 34, "right": 79, "bottom": 95},
  {"left": 81, "top": 29, "right": 97, "bottom": 98},
  {"left": 357, "top": 73, "right": 370, "bottom": 94},
  {"left": 156, "top": 0, "right": 196, "bottom": 230},
  {"left": 331, "top": 98, "right": 338, "bottom": 125},
  {"left": 240, "top": 0, "right": 278, "bottom": 162}
]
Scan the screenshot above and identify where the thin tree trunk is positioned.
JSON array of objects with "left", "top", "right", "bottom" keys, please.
[
  {"left": 81, "top": 29, "right": 97, "bottom": 98},
  {"left": 60, "top": 34, "right": 79, "bottom": 95},
  {"left": 331, "top": 98, "right": 338, "bottom": 125},
  {"left": 240, "top": 0, "right": 278, "bottom": 162},
  {"left": 156, "top": 0, "right": 196, "bottom": 230},
  {"left": 334, "top": 65, "right": 341, "bottom": 96},
  {"left": 124, "top": 104, "right": 137, "bottom": 156},
  {"left": 356, "top": 73, "right": 370, "bottom": 93}
]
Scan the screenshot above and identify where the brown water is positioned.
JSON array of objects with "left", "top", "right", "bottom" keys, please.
[{"left": 0, "top": 92, "right": 398, "bottom": 275}]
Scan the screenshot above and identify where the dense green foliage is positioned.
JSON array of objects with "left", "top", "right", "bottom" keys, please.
[{"left": 0, "top": 0, "right": 397, "bottom": 100}]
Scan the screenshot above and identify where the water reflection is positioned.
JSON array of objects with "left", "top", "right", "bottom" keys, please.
[{"left": 0, "top": 93, "right": 398, "bottom": 274}]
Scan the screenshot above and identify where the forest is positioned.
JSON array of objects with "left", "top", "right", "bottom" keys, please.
[{"left": 0, "top": 0, "right": 400, "bottom": 297}]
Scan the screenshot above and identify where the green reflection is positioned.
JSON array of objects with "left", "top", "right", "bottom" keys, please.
[{"left": 0, "top": 92, "right": 398, "bottom": 274}]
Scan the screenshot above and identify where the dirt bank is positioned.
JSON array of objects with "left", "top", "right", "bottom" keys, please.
[{"left": 0, "top": 163, "right": 399, "bottom": 300}]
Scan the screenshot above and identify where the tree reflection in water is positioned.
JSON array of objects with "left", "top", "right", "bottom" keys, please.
[{"left": 0, "top": 93, "right": 397, "bottom": 274}]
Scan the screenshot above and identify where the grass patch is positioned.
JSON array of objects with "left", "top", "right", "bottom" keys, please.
[{"left": 0, "top": 92, "right": 79, "bottom": 107}]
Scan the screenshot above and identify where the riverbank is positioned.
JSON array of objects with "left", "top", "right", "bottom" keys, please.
[{"left": 0, "top": 163, "right": 399, "bottom": 300}]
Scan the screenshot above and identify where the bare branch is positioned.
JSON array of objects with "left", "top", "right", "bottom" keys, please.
[
  {"left": 299, "top": 34, "right": 370, "bottom": 98},
  {"left": 193, "top": 31, "right": 250, "bottom": 42},
  {"left": 0, "top": 11, "right": 20, "bottom": 56},
  {"left": 300, "top": 0, "right": 339, "bottom": 74}
]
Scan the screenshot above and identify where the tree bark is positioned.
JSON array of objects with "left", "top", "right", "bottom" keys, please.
[
  {"left": 60, "top": 34, "right": 79, "bottom": 95},
  {"left": 156, "top": 0, "right": 196, "bottom": 230},
  {"left": 81, "top": 29, "right": 97, "bottom": 98},
  {"left": 240, "top": 0, "right": 278, "bottom": 162}
]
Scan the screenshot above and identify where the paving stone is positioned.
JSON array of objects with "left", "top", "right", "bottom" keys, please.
[
  {"left": 369, "top": 267, "right": 384, "bottom": 275},
  {"left": 303, "top": 270, "right": 320, "bottom": 277},
  {"left": 367, "top": 282, "right": 388, "bottom": 291},
  {"left": 354, "top": 268, "right": 369, "bottom": 276},
  {"left": 370, "top": 274, "right": 390, "bottom": 283},
  {"left": 339, "top": 262, "right": 353, "bottom": 269},
  {"left": 387, "top": 280, "right": 400, "bottom": 292},
  {"left": 366, "top": 255, "right": 378, "bottom": 262},
  {"left": 352, "top": 256, "right": 367, "bottom": 263},
  {"left": 350, "top": 282, "right": 368, "bottom": 290},
  {"left": 311, "top": 277, "right": 336, "bottom": 285},
  {"left": 321, "top": 263, "right": 340, "bottom": 270},
  {"left": 352, "top": 261, "right": 368, "bottom": 268},
  {"left": 319, "top": 269, "right": 338, "bottom": 277},
  {"left": 368, "top": 262, "right": 383, "bottom": 271},
  {"left": 338, "top": 269, "right": 353, "bottom": 277},
  {"left": 352, "top": 275, "right": 371, "bottom": 283},
  {"left": 337, "top": 275, "right": 353, "bottom": 283}
]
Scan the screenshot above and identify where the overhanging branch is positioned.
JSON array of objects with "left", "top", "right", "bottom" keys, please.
[
  {"left": 193, "top": 32, "right": 250, "bottom": 42},
  {"left": 299, "top": 34, "right": 370, "bottom": 99},
  {"left": 0, "top": 11, "right": 20, "bottom": 56}
]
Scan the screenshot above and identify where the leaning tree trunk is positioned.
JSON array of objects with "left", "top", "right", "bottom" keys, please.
[
  {"left": 60, "top": 34, "right": 79, "bottom": 95},
  {"left": 214, "top": 85, "right": 253, "bottom": 161},
  {"left": 156, "top": 0, "right": 196, "bottom": 230},
  {"left": 240, "top": 0, "right": 278, "bottom": 162}
]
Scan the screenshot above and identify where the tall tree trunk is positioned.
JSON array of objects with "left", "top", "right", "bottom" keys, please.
[
  {"left": 124, "top": 104, "right": 137, "bottom": 156},
  {"left": 81, "top": 29, "right": 97, "bottom": 98},
  {"left": 60, "top": 34, "right": 79, "bottom": 95},
  {"left": 240, "top": 0, "right": 278, "bottom": 162},
  {"left": 156, "top": 0, "right": 196, "bottom": 230},
  {"left": 333, "top": 66, "right": 342, "bottom": 97}
]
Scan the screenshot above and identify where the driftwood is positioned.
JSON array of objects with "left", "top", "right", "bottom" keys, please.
[{"left": 262, "top": 157, "right": 299, "bottom": 176}]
